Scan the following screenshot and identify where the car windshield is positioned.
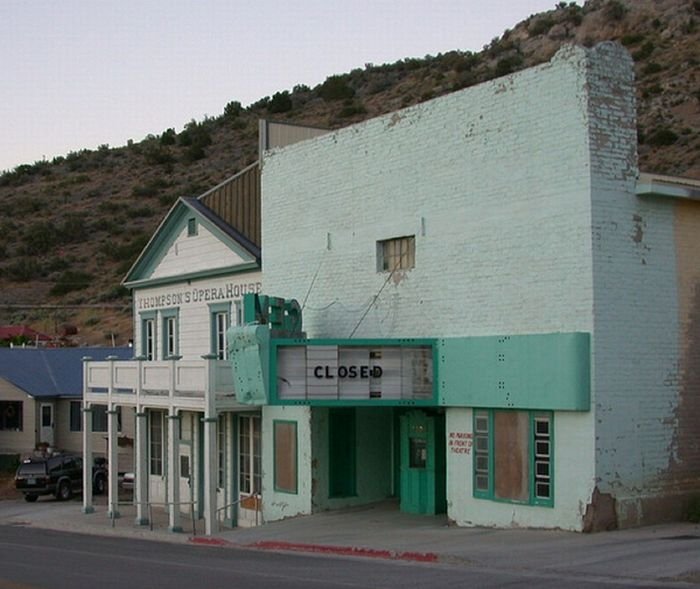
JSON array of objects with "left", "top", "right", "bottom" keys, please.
[{"left": 17, "top": 463, "right": 46, "bottom": 475}]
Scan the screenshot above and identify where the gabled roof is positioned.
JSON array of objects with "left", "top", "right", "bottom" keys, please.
[
  {"left": 0, "top": 326, "right": 51, "bottom": 342},
  {"left": 123, "top": 197, "right": 261, "bottom": 288},
  {"left": 0, "top": 347, "right": 133, "bottom": 399}
]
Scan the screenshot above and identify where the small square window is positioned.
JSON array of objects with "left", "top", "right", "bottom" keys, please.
[
  {"left": 378, "top": 236, "right": 415, "bottom": 272},
  {"left": 187, "top": 218, "right": 197, "bottom": 237}
]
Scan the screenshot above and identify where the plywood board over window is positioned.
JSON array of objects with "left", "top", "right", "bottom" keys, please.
[
  {"left": 274, "top": 420, "right": 297, "bottom": 494},
  {"left": 494, "top": 411, "right": 529, "bottom": 502}
]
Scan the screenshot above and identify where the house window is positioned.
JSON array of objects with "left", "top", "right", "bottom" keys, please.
[
  {"left": 141, "top": 314, "right": 156, "bottom": 361},
  {"left": 377, "top": 235, "right": 415, "bottom": 272},
  {"left": 187, "top": 218, "right": 197, "bottom": 237},
  {"left": 149, "top": 410, "right": 164, "bottom": 476},
  {"left": 162, "top": 310, "right": 178, "bottom": 359},
  {"left": 70, "top": 401, "right": 82, "bottom": 432},
  {"left": 274, "top": 420, "right": 297, "bottom": 494},
  {"left": 92, "top": 405, "right": 122, "bottom": 433},
  {"left": 210, "top": 304, "right": 230, "bottom": 360},
  {"left": 472, "top": 410, "right": 553, "bottom": 507},
  {"left": 239, "top": 414, "right": 261, "bottom": 495},
  {"left": 0, "top": 401, "right": 22, "bottom": 431}
]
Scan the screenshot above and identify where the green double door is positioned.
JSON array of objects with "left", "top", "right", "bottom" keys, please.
[{"left": 399, "top": 410, "right": 446, "bottom": 515}]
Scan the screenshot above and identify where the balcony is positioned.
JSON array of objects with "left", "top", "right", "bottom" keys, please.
[{"left": 83, "top": 356, "right": 243, "bottom": 411}]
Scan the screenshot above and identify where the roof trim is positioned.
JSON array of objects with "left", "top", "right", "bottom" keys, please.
[
  {"left": 636, "top": 173, "right": 700, "bottom": 201},
  {"left": 122, "top": 198, "right": 260, "bottom": 286}
]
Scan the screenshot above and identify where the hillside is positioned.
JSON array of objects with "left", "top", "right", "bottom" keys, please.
[{"left": 0, "top": 0, "right": 698, "bottom": 346}]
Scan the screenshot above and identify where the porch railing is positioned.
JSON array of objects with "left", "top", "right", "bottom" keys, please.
[{"left": 83, "top": 356, "right": 239, "bottom": 409}]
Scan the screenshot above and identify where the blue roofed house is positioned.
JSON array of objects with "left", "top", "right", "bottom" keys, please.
[{"left": 0, "top": 347, "right": 133, "bottom": 469}]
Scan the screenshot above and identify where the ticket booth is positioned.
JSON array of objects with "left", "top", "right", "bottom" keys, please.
[{"left": 399, "top": 410, "right": 446, "bottom": 515}]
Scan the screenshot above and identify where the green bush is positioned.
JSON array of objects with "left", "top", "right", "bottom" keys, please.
[
  {"left": 49, "top": 270, "right": 92, "bottom": 296},
  {"left": 643, "top": 62, "right": 663, "bottom": 75},
  {"left": 268, "top": 91, "right": 293, "bottom": 114},
  {"left": 621, "top": 33, "right": 644, "bottom": 46},
  {"left": 528, "top": 16, "right": 555, "bottom": 36},
  {"left": 338, "top": 101, "right": 367, "bottom": 118},
  {"left": 318, "top": 75, "right": 355, "bottom": 101},
  {"left": 633, "top": 41, "right": 655, "bottom": 61},
  {"left": 4, "top": 258, "right": 43, "bottom": 281},
  {"left": 143, "top": 144, "right": 175, "bottom": 165},
  {"left": 224, "top": 100, "right": 242, "bottom": 118},
  {"left": 604, "top": 0, "right": 627, "bottom": 21},
  {"left": 495, "top": 54, "right": 524, "bottom": 77},
  {"left": 22, "top": 221, "right": 58, "bottom": 255},
  {"left": 646, "top": 127, "right": 678, "bottom": 146}
]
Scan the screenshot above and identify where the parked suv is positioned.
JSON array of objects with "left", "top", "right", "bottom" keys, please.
[{"left": 14, "top": 454, "right": 107, "bottom": 502}]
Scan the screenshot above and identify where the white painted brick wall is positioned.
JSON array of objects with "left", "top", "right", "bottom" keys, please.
[
  {"left": 262, "top": 44, "right": 603, "bottom": 530},
  {"left": 586, "top": 43, "right": 681, "bottom": 525}
]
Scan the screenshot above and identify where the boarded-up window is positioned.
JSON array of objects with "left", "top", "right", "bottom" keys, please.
[
  {"left": 473, "top": 410, "right": 553, "bottom": 506},
  {"left": 274, "top": 420, "right": 297, "bottom": 494},
  {"left": 494, "top": 411, "right": 529, "bottom": 502}
]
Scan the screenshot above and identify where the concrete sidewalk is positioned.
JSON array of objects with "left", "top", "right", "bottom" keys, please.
[{"left": 1, "top": 497, "right": 699, "bottom": 585}]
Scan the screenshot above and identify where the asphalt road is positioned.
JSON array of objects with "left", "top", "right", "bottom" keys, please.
[{"left": 0, "top": 525, "right": 696, "bottom": 589}]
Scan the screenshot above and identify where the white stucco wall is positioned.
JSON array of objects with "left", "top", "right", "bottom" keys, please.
[{"left": 262, "top": 405, "right": 313, "bottom": 522}]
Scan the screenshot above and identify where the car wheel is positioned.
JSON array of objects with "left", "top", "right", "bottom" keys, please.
[
  {"left": 57, "top": 481, "right": 72, "bottom": 501},
  {"left": 24, "top": 494, "right": 38, "bottom": 503},
  {"left": 93, "top": 475, "right": 106, "bottom": 495}
]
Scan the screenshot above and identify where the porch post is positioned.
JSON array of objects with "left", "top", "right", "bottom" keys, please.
[
  {"left": 167, "top": 409, "right": 182, "bottom": 532},
  {"left": 107, "top": 406, "right": 120, "bottom": 519},
  {"left": 134, "top": 411, "right": 149, "bottom": 525},
  {"left": 202, "top": 354, "right": 218, "bottom": 535},
  {"left": 81, "top": 399, "right": 94, "bottom": 514}
]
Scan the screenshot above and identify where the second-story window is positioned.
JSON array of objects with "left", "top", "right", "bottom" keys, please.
[
  {"left": 210, "top": 304, "right": 230, "bottom": 360},
  {"left": 162, "top": 309, "right": 179, "bottom": 359},
  {"left": 142, "top": 315, "right": 156, "bottom": 361},
  {"left": 377, "top": 235, "right": 415, "bottom": 272}
]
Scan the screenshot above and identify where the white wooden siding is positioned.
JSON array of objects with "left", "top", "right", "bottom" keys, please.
[{"left": 151, "top": 224, "right": 251, "bottom": 280}]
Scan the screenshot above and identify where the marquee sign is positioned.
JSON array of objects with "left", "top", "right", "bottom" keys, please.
[{"left": 272, "top": 341, "right": 436, "bottom": 404}]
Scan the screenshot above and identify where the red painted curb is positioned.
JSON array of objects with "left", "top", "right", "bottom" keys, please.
[
  {"left": 189, "top": 536, "right": 232, "bottom": 547},
  {"left": 251, "top": 540, "right": 438, "bottom": 563}
]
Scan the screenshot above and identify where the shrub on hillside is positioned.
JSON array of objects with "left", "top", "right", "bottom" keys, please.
[
  {"left": 49, "top": 270, "right": 92, "bottom": 296},
  {"left": 318, "top": 75, "right": 355, "bottom": 101}
]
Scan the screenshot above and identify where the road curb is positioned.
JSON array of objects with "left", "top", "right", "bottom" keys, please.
[{"left": 248, "top": 540, "right": 439, "bottom": 562}]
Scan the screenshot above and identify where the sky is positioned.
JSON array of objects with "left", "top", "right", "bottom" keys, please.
[{"left": 0, "top": 0, "right": 572, "bottom": 173}]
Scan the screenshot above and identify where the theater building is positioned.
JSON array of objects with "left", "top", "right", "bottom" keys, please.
[{"left": 252, "top": 42, "right": 700, "bottom": 532}]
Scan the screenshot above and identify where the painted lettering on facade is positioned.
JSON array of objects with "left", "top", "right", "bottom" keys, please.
[
  {"left": 449, "top": 431, "right": 473, "bottom": 455},
  {"left": 137, "top": 281, "right": 262, "bottom": 310}
]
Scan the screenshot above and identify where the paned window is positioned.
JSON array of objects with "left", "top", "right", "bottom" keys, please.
[
  {"left": 162, "top": 310, "right": 178, "bottom": 359},
  {"left": 210, "top": 305, "right": 230, "bottom": 360},
  {"left": 69, "top": 401, "right": 82, "bottom": 432},
  {"left": 142, "top": 315, "right": 156, "bottom": 361},
  {"left": 472, "top": 410, "right": 553, "bottom": 507},
  {"left": 91, "top": 405, "right": 122, "bottom": 433},
  {"left": 239, "top": 414, "right": 261, "bottom": 495},
  {"left": 378, "top": 235, "right": 415, "bottom": 272},
  {"left": 149, "top": 410, "right": 164, "bottom": 476},
  {"left": 187, "top": 218, "right": 198, "bottom": 237},
  {"left": 0, "top": 401, "right": 22, "bottom": 431}
]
